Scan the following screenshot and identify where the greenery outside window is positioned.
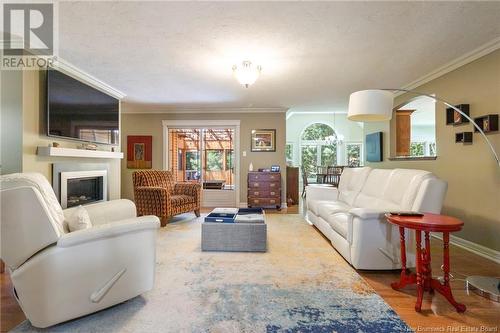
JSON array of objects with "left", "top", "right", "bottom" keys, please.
[
  {"left": 186, "top": 151, "right": 200, "bottom": 171},
  {"left": 225, "top": 149, "right": 234, "bottom": 170},
  {"left": 286, "top": 143, "right": 293, "bottom": 163},
  {"left": 346, "top": 143, "right": 362, "bottom": 167},
  {"left": 205, "top": 150, "right": 223, "bottom": 171}
]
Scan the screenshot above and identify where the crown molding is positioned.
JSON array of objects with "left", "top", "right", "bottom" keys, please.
[
  {"left": 397, "top": 37, "right": 500, "bottom": 96},
  {"left": 121, "top": 106, "right": 288, "bottom": 114},
  {"left": 286, "top": 110, "right": 347, "bottom": 120},
  {"left": 51, "top": 57, "right": 126, "bottom": 100}
]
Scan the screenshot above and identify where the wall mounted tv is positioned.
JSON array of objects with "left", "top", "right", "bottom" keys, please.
[{"left": 47, "top": 68, "right": 119, "bottom": 145}]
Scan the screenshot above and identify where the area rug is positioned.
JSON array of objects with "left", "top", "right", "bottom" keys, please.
[{"left": 12, "top": 214, "right": 411, "bottom": 332}]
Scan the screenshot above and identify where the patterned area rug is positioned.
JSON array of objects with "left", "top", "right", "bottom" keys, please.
[{"left": 13, "top": 214, "right": 411, "bottom": 332}]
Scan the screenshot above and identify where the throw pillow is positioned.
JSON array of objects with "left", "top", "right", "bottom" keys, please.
[{"left": 66, "top": 205, "right": 92, "bottom": 232}]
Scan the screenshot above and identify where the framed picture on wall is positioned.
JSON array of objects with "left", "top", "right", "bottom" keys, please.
[
  {"left": 251, "top": 129, "right": 276, "bottom": 152},
  {"left": 127, "top": 135, "right": 152, "bottom": 169},
  {"left": 366, "top": 132, "right": 383, "bottom": 162}
]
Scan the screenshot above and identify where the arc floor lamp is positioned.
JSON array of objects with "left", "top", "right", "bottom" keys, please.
[
  {"left": 347, "top": 88, "right": 500, "bottom": 303},
  {"left": 347, "top": 89, "right": 500, "bottom": 167}
]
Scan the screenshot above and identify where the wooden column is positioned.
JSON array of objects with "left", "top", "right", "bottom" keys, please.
[{"left": 396, "top": 110, "right": 414, "bottom": 156}]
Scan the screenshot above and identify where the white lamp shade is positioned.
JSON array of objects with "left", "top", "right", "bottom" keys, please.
[{"left": 347, "top": 90, "right": 394, "bottom": 122}]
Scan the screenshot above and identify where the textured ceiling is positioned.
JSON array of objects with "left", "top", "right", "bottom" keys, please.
[{"left": 58, "top": 1, "right": 500, "bottom": 112}]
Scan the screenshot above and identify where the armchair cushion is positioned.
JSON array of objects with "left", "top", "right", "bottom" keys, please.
[
  {"left": 64, "top": 199, "right": 137, "bottom": 226},
  {"left": 171, "top": 194, "right": 195, "bottom": 206},
  {"left": 1, "top": 172, "right": 66, "bottom": 233}
]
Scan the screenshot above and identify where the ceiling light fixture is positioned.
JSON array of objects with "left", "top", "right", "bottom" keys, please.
[{"left": 232, "top": 61, "right": 261, "bottom": 88}]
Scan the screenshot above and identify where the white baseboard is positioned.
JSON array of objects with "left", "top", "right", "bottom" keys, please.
[{"left": 431, "top": 233, "right": 500, "bottom": 264}]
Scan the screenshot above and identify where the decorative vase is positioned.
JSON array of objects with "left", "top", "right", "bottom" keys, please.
[{"left": 249, "top": 162, "right": 254, "bottom": 172}]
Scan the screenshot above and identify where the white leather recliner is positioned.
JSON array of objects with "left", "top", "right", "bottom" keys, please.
[
  {"left": 0, "top": 173, "right": 160, "bottom": 328},
  {"left": 306, "top": 167, "right": 447, "bottom": 270}
]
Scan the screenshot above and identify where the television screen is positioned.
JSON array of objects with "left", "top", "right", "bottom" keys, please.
[{"left": 47, "top": 69, "right": 119, "bottom": 145}]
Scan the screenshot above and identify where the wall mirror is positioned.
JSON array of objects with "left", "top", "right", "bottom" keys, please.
[{"left": 395, "top": 96, "right": 437, "bottom": 157}]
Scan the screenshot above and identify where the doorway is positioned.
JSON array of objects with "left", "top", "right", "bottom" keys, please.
[{"left": 163, "top": 120, "right": 240, "bottom": 207}]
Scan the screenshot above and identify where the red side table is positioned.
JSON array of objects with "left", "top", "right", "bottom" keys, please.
[{"left": 385, "top": 213, "right": 466, "bottom": 313}]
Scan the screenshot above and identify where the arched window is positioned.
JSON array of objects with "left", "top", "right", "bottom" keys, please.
[{"left": 300, "top": 123, "right": 338, "bottom": 178}]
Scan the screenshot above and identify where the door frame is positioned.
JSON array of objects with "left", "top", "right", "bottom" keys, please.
[{"left": 162, "top": 120, "right": 241, "bottom": 208}]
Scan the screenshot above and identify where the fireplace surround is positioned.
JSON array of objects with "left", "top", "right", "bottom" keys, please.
[
  {"left": 52, "top": 163, "right": 109, "bottom": 208},
  {"left": 60, "top": 170, "right": 107, "bottom": 208}
]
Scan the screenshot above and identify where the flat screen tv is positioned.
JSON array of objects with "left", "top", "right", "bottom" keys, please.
[{"left": 47, "top": 69, "right": 119, "bottom": 145}]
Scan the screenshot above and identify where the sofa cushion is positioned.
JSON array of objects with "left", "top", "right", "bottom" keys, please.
[
  {"left": 353, "top": 169, "right": 394, "bottom": 209},
  {"left": 317, "top": 201, "right": 351, "bottom": 219},
  {"left": 171, "top": 194, "right": 195, "bottom": 206},
  {"left": 308, "top": 200, "right": 336, "bottom": 215},
  {"left": 337, "top": 167, "right": 371, "bottom": 206},
  {"left": 384, "top": 169, "right": 432, "bottom": 211},
  {"left": 323, "top": 212, "right": 350, "bottom": 239}
]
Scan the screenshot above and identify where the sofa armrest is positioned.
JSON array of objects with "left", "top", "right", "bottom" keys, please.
[
  {"left": 134, "top": 186, "right": 170, "bottom": 217},
  {"left": 349, "top": 208, "right": 386, "bottom": 220},
  {"left": 57, "top": 216, "right": 160, "bottom": 248},
  {"left": 305, "top": 185, "right": 338, "bottom": 202},
  {"left": 64, "top": 199, "right": 137, "bottom": 226}
]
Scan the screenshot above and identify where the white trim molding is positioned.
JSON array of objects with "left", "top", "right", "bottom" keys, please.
[
  {"left": 123, "top": 106, "right": 288, "bottom": 114},
  {"left": 51, "top": 57, "right": 126, "bottom": 99},
  {"left": 286, "top": 111, "right": 347, "bottom": 120},
  {"left": 431, "top": 233, "right": 500, "bottom": 264},
  {"left": 37, "top": 146, "right": 124, "bottom": 159},
  {"left": 398, "top": 37, "right": 500, "bottom": 95}
]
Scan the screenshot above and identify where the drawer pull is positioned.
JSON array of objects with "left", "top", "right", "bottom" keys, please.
[
  {"left": 253, "top": 183, "right": 260, "bottom": 187},
  {"left": 254, "top": 191, "right": 259, "bottom": 195},
  {"left": 270, "top": 199, "right": 275, "bottom": 204},
  {"left": 270, "top": 191, "right": 275, "bottom": 195},
  {"left": 254, "top": 199, "right": 260, "bottom": 204},
  {"left": 270, "top": 183, "right": 275, "bottom": 187}
]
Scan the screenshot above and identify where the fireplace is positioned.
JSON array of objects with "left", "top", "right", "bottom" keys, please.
[{"left": 60, "top": 170, "right": 108, "bottom": 208}]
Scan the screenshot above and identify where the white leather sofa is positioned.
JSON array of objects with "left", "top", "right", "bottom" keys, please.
[
  {"left": 306, "top": 167, "right": 447, "bottom": 270},
  {"left": 0, "top": 173, "right": 160, "bottom": 328}
]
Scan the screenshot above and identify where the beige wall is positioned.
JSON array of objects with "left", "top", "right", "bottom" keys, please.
[
  {"left": 120, "top": 108, "right": 287, "bottom": 205},
  {"left": 364, "top": 49, "right": 500, "bottom": 251},
  {"left": 19, "top": 70, "right": 122, "bottom": 200},
  {"left": 0, "top": 70, "right": 23, "bottom": 174}
]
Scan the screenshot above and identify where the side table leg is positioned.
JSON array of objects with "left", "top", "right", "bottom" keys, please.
[
  {"left": 415, "top": 230, "right": 424, "bottom": 312},
  {"left": 432, "top": 232, "right": 466, "bottom": 313},
  {"left": 424, "top": 231, "right": 433, "bottom": 293},
  {"left": 391, "top": 227, "right": 415, "bottom": 290}
]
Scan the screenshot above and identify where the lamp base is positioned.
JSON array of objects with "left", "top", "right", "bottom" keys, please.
[{"left": 466, "top": 276, "right": 500, "bottom": 302}]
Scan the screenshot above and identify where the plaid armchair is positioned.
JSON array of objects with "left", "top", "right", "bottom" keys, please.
[{"left": 133, "top": 170, "right": 201, "bottom": 226}]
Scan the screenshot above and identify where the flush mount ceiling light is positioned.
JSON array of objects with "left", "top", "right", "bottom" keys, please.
[{"left": 232, "top": 61, "right": 261, "bottom": 88}]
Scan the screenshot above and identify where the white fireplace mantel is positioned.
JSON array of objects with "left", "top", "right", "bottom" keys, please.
[{"left": 37, "top": 146, "right": 124, "bottom": 159}]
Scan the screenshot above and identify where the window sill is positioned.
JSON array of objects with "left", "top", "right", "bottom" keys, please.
[{"left": 388, "top": 156, "right": 437, "bottom": 161}]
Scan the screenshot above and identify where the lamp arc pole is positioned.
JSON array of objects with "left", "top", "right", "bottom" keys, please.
[{"left": 382, "top": 88, "right": 500, "bottom": 167}]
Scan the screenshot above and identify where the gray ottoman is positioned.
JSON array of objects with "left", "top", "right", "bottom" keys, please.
[{"left": 201, "top": 220, "right": 267, "bottom": 252}]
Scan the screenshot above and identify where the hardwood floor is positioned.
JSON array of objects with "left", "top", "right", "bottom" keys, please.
[{"left": 2, "top": 206, "right": 498, "bottom": 332}]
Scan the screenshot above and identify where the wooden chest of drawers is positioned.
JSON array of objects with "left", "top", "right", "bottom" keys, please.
[{"left": 247, "top": 172, "right": 281, "bottom": 209}]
